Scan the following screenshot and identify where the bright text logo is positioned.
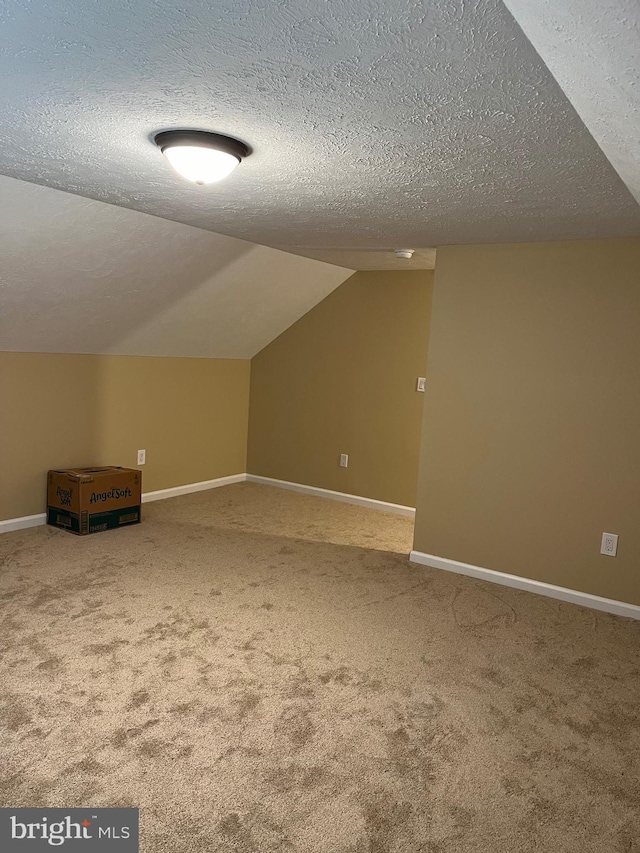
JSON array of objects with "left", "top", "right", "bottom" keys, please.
[{"left": 1, "top": 809, "right": 138, "bottom": 851}]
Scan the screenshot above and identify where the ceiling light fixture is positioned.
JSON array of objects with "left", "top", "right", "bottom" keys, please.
[
  {"left": 154, "top": 130, "right": 250, "bottom": 185},
  {"left": 394, "top": 249, "right": 415, "bottom": 260}
]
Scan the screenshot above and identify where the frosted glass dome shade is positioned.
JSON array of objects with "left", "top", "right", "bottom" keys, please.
[
  {"left": 154, "top": 130, "right": 250, "bottom": 185},
  {"left": 163, "top": 146, "right": 240, "bottom": 184}
]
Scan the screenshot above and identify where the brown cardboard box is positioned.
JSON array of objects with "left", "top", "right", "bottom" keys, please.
[{"left": 47, "top": 467, "right": 141, "bottom": 535}]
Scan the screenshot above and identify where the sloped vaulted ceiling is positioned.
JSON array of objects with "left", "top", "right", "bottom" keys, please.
[
  {"left": 502, "top": 0, "right": 640, "bottom": 207},
  {"left": 0, "top": 0, "right": 638, "bottom": 258},
  {"left": 0, "top": 175, "right": 351, "bottom": 358},
  {"left": 0, "top": 0, "right": 639, "bottom": 359}
]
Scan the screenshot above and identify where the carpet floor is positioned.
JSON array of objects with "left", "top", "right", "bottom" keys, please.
[{"left": 0, "top": 482, "right": 639, "bottom": 852}]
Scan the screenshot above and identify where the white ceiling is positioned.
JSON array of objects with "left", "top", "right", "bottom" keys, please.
[
  {"left": 501, "top": 0, "right": 640, "bottom": 206},
  {"left": 1, "top": 1, "right": 638, "bottom": 360},
  {"left": 0, "top": 175, "right": 351, "bottom": 358},
  {"left": 0, "top": 0, "right": 638, "bottom": 268},
  {"left": 285, "top": 247, "right": 437, "bottom": 272}
]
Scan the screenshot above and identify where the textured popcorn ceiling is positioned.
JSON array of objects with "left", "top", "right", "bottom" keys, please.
[
  {"left": 502, "top": 0, "right": 640, "bottom": 206},
  {"left": 0, "top": 175, "right": 351, "bottom": 358},
  {"left": 0, "top": 0, "right": 638, "bottom": 269}
]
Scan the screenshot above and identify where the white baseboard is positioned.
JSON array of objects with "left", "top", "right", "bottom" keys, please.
[
  {"left": 0, "top": 513, "right": 47, "bottom": 534},
  {"left": 409, "top": 550, "right": 640, "bottom": 621},
  {"left": 141, "top": 473, "right": 247, "bottom": 503},
  {"left": 246, "top": 474, "right": 415, "bottom": 517},
  {"left": 0, "top": 473, "right": 248, "bottom": 533},
  {"left": 2, "top": 472, "right": 412, "bottom": 532}
]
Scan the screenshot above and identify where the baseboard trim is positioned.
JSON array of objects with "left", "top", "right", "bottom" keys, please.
[
  {"left": 0, "top": 474, "right": 249, "bottom": 533},
  {"left": 2, "top": 473, "right": 414, "bottom": 530},
  {"left": 0, "top": 513, "right": 48, "bottom": 534},
  {"left": 409, "top": 550, "right": 640, "bottom": 620},
  {"left": 246, "top": 474, "right": 415, "bottom": 517},
  {"left": 141, "top": 473, "right": 247, "bottom": 503}
]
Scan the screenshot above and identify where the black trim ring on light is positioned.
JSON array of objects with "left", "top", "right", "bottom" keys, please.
[{"left": 154, "top": 130, "right": 250, "bottom": 162}]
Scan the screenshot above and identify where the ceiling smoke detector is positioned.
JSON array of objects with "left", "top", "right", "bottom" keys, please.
[
  {"left": 154, "top": 130, "right": 250, "bottom": 185},
  {"left": 394, "top": 249, "right": 414, "bottom": 260}
]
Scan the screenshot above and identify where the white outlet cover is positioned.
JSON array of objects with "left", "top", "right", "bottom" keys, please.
[
  {"left": 340, "top": 453, "right": 349, "bottom": 468},
  {"left": 417, "top": 377, "right": 426, "bottom": 392},
  {"left": 600, "top": 532, "right": 618, "bottom": 556},
  {"left": 137, "top": 449, "right": 146, "bottom": 465}
]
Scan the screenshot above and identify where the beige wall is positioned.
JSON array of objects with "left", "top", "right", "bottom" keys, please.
[
  {"left": 413, "top": 237, "right": 640, "bottom": 605},
  {"left": 0, "top": 353, "right": 250, "bottom": 520},
  {"left": 247, "top": 270, "right": 433, "bottom": 507}
]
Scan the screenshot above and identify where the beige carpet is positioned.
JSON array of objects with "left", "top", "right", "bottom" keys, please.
[{"left": 1, "top": 482, "right": 639, "bottom": 852}]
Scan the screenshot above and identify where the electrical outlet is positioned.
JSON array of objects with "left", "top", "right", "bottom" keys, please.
[
  {"left": 339, "top": 453, "right": 349, "bottom": 468},
  {"left": 600, "top": 532, "right": 618, "bottom": 556},
  {"left": 416, "top": 377, "right": 426, "bottom": 392},
  {"left": 137, "top": 449, "right": 146, "bottom": 466}
]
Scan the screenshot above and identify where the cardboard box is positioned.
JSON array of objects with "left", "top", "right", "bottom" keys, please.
[{"left": 47, "top": 467, "right": 141, "bottom": 535}]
